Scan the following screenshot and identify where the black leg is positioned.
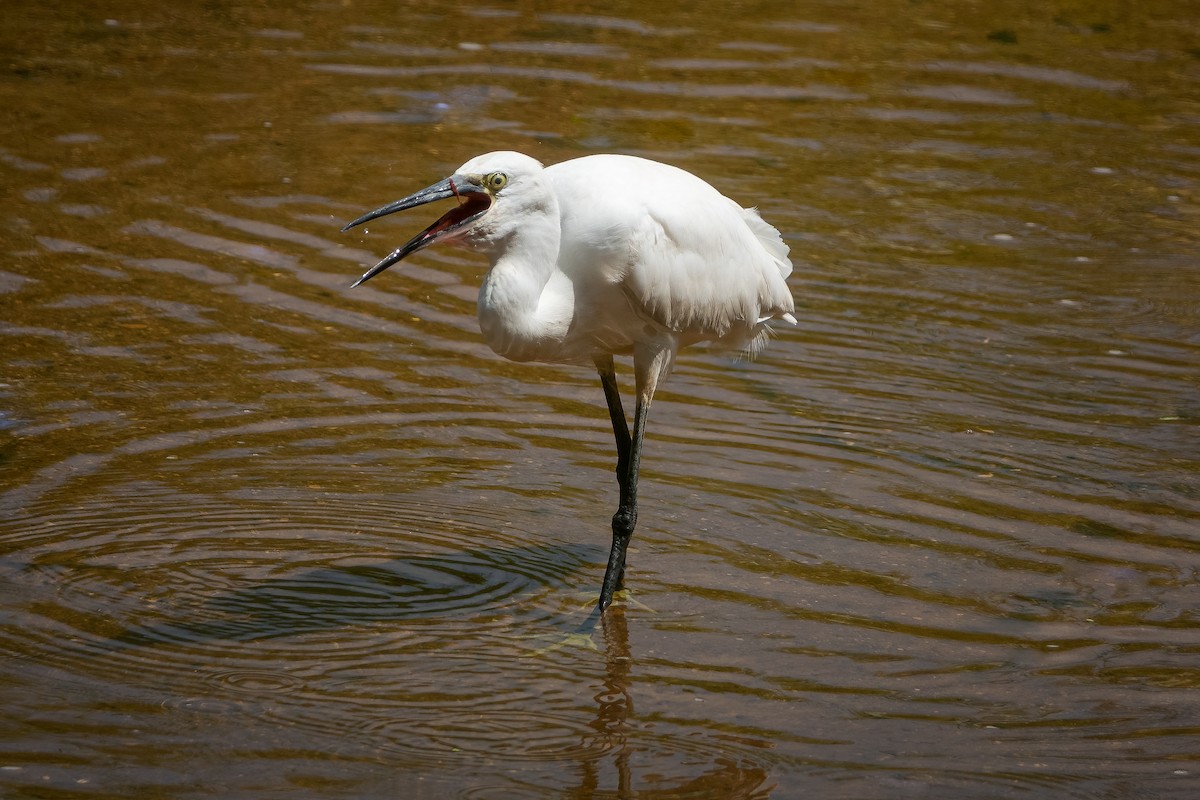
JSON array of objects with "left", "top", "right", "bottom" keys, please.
[
  {"left": 594, "top": 355, "right": 631, "bottom": 488},
  {"left": 598, "top": 397, "right": 649, "bottom": 611},
  {"left": 594, "top": 355, "right": 635, "bottom": 611},
  {"left": 594, "top": 345, "right": 670, "bottom": 612}
]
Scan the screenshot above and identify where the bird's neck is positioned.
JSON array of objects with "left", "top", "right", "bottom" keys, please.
[{"left": 476, "top": 223, "right": 572, "bottom": 362}]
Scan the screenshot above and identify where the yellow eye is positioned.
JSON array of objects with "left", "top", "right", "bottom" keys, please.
[{"left": 486, "top": 172, "right": 508, "bottom": 191}]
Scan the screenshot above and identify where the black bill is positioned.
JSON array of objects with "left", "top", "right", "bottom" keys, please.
[{"left": 343, "top": 175, "right": 491, "bottom": 287}]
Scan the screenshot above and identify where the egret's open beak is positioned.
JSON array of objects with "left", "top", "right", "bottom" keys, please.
[{"left": 342, "top": 175, "right": 491, "bottom": 287}]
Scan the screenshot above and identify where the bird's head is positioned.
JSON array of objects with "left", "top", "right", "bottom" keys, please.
[{"left": 343, "top": 151, "right": 548, "bottom": 287}]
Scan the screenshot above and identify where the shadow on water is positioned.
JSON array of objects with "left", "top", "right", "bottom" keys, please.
[
  {"left": 92, "top": 548, "right": 775, "bottom": 798},
  {"left": 100, "top": 541, "right": 601, "bottom": 650}
]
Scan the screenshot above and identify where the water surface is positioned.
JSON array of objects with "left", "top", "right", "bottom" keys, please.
[{"left": 1, "top": 1, "right": 1198, "bottom": 797}]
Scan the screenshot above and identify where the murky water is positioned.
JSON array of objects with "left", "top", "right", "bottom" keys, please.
[{"left": 2, "top": 1, "right": 1198, "bottom": 797}]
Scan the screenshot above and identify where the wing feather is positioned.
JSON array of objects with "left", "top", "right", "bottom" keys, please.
[{"left": 549, "top": 155, "right": 796, "bottom": 350}]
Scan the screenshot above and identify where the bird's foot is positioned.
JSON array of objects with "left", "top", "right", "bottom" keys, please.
[
  {"left": 522, "top": 599, "right": 603, "bottom": 657},
  {"left": 523, "top": 629, "right": 600, "bottom": 657},
  {"left": 601, "top": 587, "right": 655, "bottom": 613}
]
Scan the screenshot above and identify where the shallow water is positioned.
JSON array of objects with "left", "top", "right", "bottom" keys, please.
[{"left": 2, "top": 1, "right": 1198, "bottom": 798}]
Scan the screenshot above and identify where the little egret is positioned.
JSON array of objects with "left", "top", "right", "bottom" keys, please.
[{"left": 343, "top": 151, "right": 796, "bottom": 611}]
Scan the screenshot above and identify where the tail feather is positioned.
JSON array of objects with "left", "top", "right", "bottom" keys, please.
[{"left": 740, "top": 205, "right": 792, "bottom": 280}]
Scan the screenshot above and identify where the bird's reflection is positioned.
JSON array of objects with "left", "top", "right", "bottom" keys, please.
[
  {"left": 573, "top": 605, "right": 634, "bottom": 797},
  {"left": 571, "top": 605, "right": 772, "bottom": 800}
]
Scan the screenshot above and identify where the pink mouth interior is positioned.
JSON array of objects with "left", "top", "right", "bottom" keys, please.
[{"left": 424, "top": 192, "right": 492, "bottom": 242}]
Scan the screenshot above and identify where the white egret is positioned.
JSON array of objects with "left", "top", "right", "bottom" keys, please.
[{"left": 343, "top": 151, "right": 796, "bottom": 611}]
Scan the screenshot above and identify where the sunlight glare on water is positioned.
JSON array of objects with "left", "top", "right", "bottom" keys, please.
[{"left": 1, "top": 0, "right": 1198, "bottom": 797}]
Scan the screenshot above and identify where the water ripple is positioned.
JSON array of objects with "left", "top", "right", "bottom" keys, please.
[
  {"left": 307, "top": 63, "right": 866, "bottom": 101},
  {"left": 2, "top": 3, "right": 1198, "bottom": 796}
]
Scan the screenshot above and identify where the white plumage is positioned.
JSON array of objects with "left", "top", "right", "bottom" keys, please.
[{"left": 344, "top": 151, "right": 795, "bottom": 611}]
